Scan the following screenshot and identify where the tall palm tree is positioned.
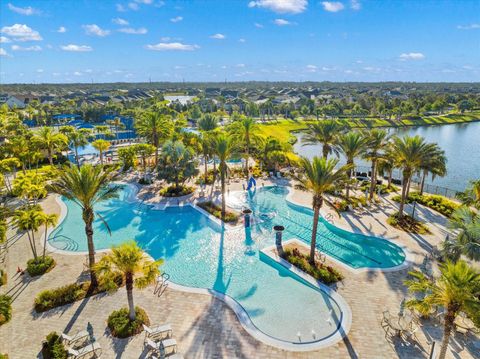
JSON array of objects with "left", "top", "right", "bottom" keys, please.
[
  {"left": 335, "top": 131, "right": 367, "bottom": 199},
  {"left": 134, "top": 143, "right": 155, "bottom": 181},
  {"left": 214, "top": 134, "right": 237, "bottom": 221},
  {"left": 198, "top": 114, "right": 218, "bottom": 183},
  {"left": 14, "top": 209, "right": 44, "bottom": 260},
  {"left": 405, "top": 261, "right": 480, "bottom": 359},
  {"left": 442, "top": 207, "right": 480, "bottom": 262},
  {"left": 303, "top": 120, "right": 344, "bottom": 159},
  {"left": 107, "top": 117, "right": 125, "bottom": 140},
  {"left": 363, "top": 129, "right": 390, "bottom": 200},
  {"left": 229, "top": 117, "right": 261, "bottom": 179},
  {"left": 41, "top": 213, "right": 58, "bottom": 259},
  {"left": 135, "top": 111, "right": 173, "bottom": 166},
  {"left": 48, "top": 164, "right": 120, "bottom": 287},
  {"left": 92, "top": 139, "right": 111, "bottom": 165},
  {"left": 95, "top": 241, "right": 162, "bottom": 321},
  {"left": 34, "top": 127, "right": 68, "bottom": 166},
  {"left": 456, "top": 179, "right": 480, "bottom": 210},
  {"left": 68, "top": 129, "right": 90, "bottom": 168},
  {"left": 295, "top": 157, "right": 349, "bottom": 264},
  {"left": 418, "top": 143, "right": 447, "bottom": 195},
  {"left": 392, "top": 135, "right": 430, "bottom": 217}
]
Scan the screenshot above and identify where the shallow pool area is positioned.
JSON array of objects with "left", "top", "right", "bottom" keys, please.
[{"left": 49, "top": 185, "right": 405, "bottom": 349}]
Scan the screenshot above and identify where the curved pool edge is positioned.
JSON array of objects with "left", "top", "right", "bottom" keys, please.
[
  {"left": 282, "top": 186, "right": 414, "bottom": 274},
  {"left": 45, "top": 181, "right": 353, "bottom": 352}
]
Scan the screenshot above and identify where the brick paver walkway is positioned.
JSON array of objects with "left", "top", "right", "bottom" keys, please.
[{"left": 0, "top": 183, "right": 479, "bottom": 358}]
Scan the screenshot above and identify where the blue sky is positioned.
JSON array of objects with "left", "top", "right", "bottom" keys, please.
[{"left": 1, "top": 0, "right": 479, "bottom": 83}]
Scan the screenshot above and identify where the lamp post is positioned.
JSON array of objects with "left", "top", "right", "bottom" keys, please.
[{"left": 411, "top": 200, "right": 417, "bottom": 219}]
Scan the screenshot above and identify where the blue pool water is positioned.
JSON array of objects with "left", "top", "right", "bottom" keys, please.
[{"left": 49, "top": 185, "right": 405, "bottom": 344}]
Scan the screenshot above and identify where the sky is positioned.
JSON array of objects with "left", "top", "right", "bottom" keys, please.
[{"left": 0, "top": 0, "right": 479, "bottom": 84}]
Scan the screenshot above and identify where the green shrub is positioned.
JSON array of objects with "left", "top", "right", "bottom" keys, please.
[
  {"left": 392, "top": 192, "right": 459, "bottom": 218},
  {"left": 0, "top": 354, "right": 9, "bottom": 359},
  {"left": 359, "top": 183, "right": 398, "bottom": 194},
  {"left": 107, "top": 306, "right": 150, "bottom": 338},
  {"left": 195, "top": 170, "right": 216, "bottom": 185},
  {"left": 0, "top": 220, "right": 6, "bottom": 243},
  {"left": 197, "top": 201, "right": 239, "bottom": 223},
  {"left": 138, "top": 177, "right": 152, "bottom": 185},
  {"left": 27, "top": 256, "right": 55, "bottom": 277},
  {"left": 281, "top": 248, "right": 344, "bottom": 285},
  {"left": 387, "top": 212, "right": 430, "bottom": 234},
  {"left": 0, "top": 269, "right": 6, "bottom": 287},
  {"left": 0, "top": 294, "right": 12, "bottom": 326},
  {"left": 159, "top": 185, "right": 194, "bottom": 197},
  {"left": 42, "top": 332, "right": 68, "bottom": 359}
]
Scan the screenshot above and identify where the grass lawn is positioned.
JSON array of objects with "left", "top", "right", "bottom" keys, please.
[{"left": 256, "top": 119, "right": 311, "bottom": 143}]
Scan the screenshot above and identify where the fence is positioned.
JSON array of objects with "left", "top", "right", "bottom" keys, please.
[{"left": 410, "top": 181, "right": 460, "bottom": 199}]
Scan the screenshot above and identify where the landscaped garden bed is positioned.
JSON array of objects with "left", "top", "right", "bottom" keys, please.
[
  {"left": 197, "top": 201, "right": 239, "bottom": 223},
  {"left": 387, "top": 212, "right": 430, "bottom": 234},
  {"left": 392, "top": 192, "right": 459, "bottom": 218},
  {"left": 107, "top": 306, "right": 150, "bottom": 338},
  {"left": 27, "top": 256, "right": 56, "bottom": 277},
  {"left": 159, "top": 185, "right": 194, "bottom": 197}
]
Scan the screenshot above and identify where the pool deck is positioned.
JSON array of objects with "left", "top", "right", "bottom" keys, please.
[{"left": 1, "top": 178, "right": 479, "bottom": 358}]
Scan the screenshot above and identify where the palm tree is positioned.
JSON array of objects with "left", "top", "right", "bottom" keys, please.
[
  {"left": 34, "top": 127, "right": 68, "bottom": 166},
  {"left": 135, "top": 111, "right": 173, "bottom": 166},
  {"left": 95, "top": 241, "right": 162, "bottom": 321},
  {"left": 48, "top": 164, "right": 120, "bottom": 287},
  {"left": 198, "top": 114, "right": 218, "bottom": 183},
  {"left": 14, "top": 209, "right": 44, "bottom": 260},
  {"left": 106, "top": 117, "right": 125, "bottom": 140},
  {"left": 229, "top": 117, "right": 261, "bottom": 179},
  {"left": 405, "top": 261, "right": 480, "bottom": 359},
  {"left": 67, "top": 129, "right": 90, "bottom": 168},
  {"left": 392, "top": 135, "right": 430, "bottom": 217},
  {"left": 261, "top": 137, "right": 290, "bottom": 175},
  {"left": 303, "top": 120, "right": 344, "bottom": 159},
  {"left": 442, "top": 207, "right": 480, "bottom": 262},
  {"left": 92, "top": 139, "right": 111, "bottom": 165},
  {"left": 418, "top": 143, "right": 447, "bottom": 195},
  {"left": 363, "top": 129, "right": 390, "bottom": 200},
  {"left": 134, "top": 143, "right": 155, "bottom": 181},
  {"left": 456, "top": 179, "right": 480, "bottom": 210},
  {"left": 214, "top": 134, "right": 237, "bottom": 221},
  {"left": 295, "top": 157, "right": 350, "bottom": 264},
  {"left": 335, "top": 131, "right": 367, "bottom": 199},
  {"left": 41, "top": 213, "right": 58, "bottom": 259}
]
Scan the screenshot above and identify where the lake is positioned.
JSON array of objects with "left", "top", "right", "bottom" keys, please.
[{"left": 293, "top": 121, "right": 480, "bottom": 192}]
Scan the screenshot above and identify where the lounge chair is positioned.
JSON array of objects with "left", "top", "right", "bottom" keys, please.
[
  {"left": 151, "top": 353, "right": 184, "bottom": 359},
  {"left": 145, "top": 338, "right": 177, "bottom": 355},
  {"left": 61, "top": 330, "right": 90, "bottom": 348},
  {"left": 67, "top": 341, "right": 102, "bottom": 358},
  {"left": 143, "top": 323, "right": 172, "bottom": 340}
]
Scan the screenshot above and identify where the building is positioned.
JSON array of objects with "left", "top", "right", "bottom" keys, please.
[{"left": 0, "top": 94, "right": 26, "bottom": 109}]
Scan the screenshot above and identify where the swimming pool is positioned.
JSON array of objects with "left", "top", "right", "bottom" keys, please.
[{"left": 49, "top": 185, "right": 404, "bottom": 349}]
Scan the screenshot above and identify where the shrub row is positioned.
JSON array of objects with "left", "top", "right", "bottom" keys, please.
[
  {"left": 0, "top": 294, "right": 12, "bottom": 326},
  {"left": 392, "top": 192, "right": 459, "bottom": 218},
  {"left": 41, "top": 332, "right": 67, "bottom": 359},
  {"left": 107, "top": 306, "right": 150, "bottom": 338},
  {"left": 387, "top": 212, "right": 430, "bottom": 234},
  {"left": 197, "top": 201, "right": 239, "bottom": 223},
  {"left": 0, "top": 219, "right": 6, "bottom": 244},
  {"left": 0, "top": 269, "right": 6, "bottom": 287},
  {"left": 281, "top": 248, "right": 344, "bottom": 285},
  {"left": 27, "top": 256, "right": 56, "bottom": 277},
  {"left": 160, "top": 185, "right": 194, "bottom": 197}
]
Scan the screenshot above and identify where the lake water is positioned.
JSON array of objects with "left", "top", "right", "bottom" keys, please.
[{"left": 293, "top": 121, "right": 480, "bottom": 192}]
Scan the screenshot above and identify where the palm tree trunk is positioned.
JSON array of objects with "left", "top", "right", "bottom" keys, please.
[
  {"left": 438, "top": 310, "right": 455, "bottom": 359},
  {"left": 126, "top": 272, "right": 136, "bottom": 321},
  {"left": 99, "top": 150, "right": 104, "bottom": 165},
  {"left": 26, "top": 231, "right": 37, "bottom": 260},
  {"left": 221, "top": 166, "right": 226, "bottom": 221},
  {"left": 48, "top": 148, "right": 53, "bottom": 166},
  {"left": 369, "top": 159, "right": 376, "bottom": 200},
  {"left": 420, "top": 170, "right": 426, "bottom": 195},
  {"left": 74, "top": 146, "right": 80, "bottom": 169},
  {"left": 43, "top": 224, "right": 48, "bottom": 259},
  {"left": 204, "top": 151, "right": 208, "bottom": 183},
  {"left": 388, "top": 168, "right": 393, "bottom": 188},
  {"left": 399, "top": 172, "right": 409, "bottom": 218},
  {"left": 322, "top": 145, "right": 329, "bottom": 159},
  {"left": 83, "top": 209, "right": 98, "bottom": 288},
  {"left": 245, "top": 135, "right": 250, "bottom": 180},
  {"left": 346, "top": 163, "right": 353, "bottom": 200},
  {"left": 310, "top": 204, "right": 320, "bottom": 264}
]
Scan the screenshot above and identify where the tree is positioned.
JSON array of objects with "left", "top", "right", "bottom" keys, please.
[
  {"left": 303, "top": 120, "right": 344, "bottom": 159},
  {"left": 392, "top": 135, "right": 430, "bottom": 217},
  {"left": 67, "top": 129, "right": 90, "bottom": 168},
  {"left": 48, "top": 164, "right": 120, "bottom": 287},
  {"left": 295, "top": 157, "right": 349, "bottom": 264},
  {"left": 363, "top": 129, "right": 390, "bottom": 200},
  {"left": 34, "top": 127, "right": 68, "bottom": 166},
  {"left": 14, "top": 209, "right": 44, "bottom": 260},
  {"left": 261, "top": 137, "right": 290, "bottom": 175},
  {"left": 335, "top": 131, "right": 367, "bottom": 199},
  {"left": 95, "top": 241, "right": 162, "bottom": 321},
  {"left": 92, "top": 139, "right": 111, "bottom": 165},
  {"left": 405, "top": 261, "right": 480, "bottom": 359},
  {"left": 118, "top": 146, "right": 136, "bottom": 171},
  {"left": 198, "top": 114, "right": 218, "bottom": 183},
  {"left": 214, "top": 134, "right": 237, "bottom": 221},
  {"left": 418, "top": 143, "right": 447, "bottom": 195},
  {"left": 106, "top": 117, "right": 125, "bottom": 140},
  {"left": 442, "top": 207, "right": 480, "bottom": 262},
  {"left": 134, "top": 143, "right": 155, "bottom": 180},
  {"left": 41, "top": 213, "right": 58, "bottom": 259},
  {"left": 12, "top": 172, "right": 47, "bottom": 207},
  {"left": 157, "top": 140, "right": 198, "bottom": 190},
  {"left": 135, "top": 111, "right": 173, "bottom": 166},
  {"left": 0, "top": 158, "right": 20, "bottom": 193},
  {"left": 228, "top": 117, "right": 261, "bottom": 179},
  {"left": 456, "top": 179, "right": 480, "bottom": 210}
]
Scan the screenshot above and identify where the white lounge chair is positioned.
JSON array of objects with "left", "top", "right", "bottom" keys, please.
[
  {"left": 67, "top": 341, "right": 102, "bottom": 358},
  {"left": 61, "top": 330, "right": 90, "bottom": 347},
  {"left": 145, "top": 338, "right": 177, "bottom": 355},
  {"left": 143, "top": 323, "right": 172, "bottom": 340}
]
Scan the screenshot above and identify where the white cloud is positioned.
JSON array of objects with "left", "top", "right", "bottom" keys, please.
[
  {"left": 116, "top": 3, "right": 126, "bottom": 12},
  {"left": 321, "top": 1, "right": 345, "bottom": 12},
  {"left": 11, "top": 44, "right": 42, "bottom": 51},
  {"left": 73, "top": 71, "right": 83, "bottom": 76},
  {"left": 210, "top": 33, "right": 226, "bottom": 39},
  {"left": 236, "top": 63, "right": 246, "bottom": 68},
  {"left": 83, "top": 24, "right": 110, "bottom": 37},
  {"left": 306, "top": 64, "right": 317, "bottom": 72},
  {"left": 274, "top": 19, "right": 291, "bottom": 26},
  {"left": 112, "top": 18, "right": 129, "bottom": 25},
  {"left": 350, "top": 0, "right": 361, "bottom": 10},
  {"left": 0, "top": 24, "right": 42, "bottom": 41},
  {"left": 0, "top": 48, "right": 8, "bottom": 57},
  {"left": 61, "top": 44, "right": 93, "bottom": 52},
  {"left": 254, "top": 23, "right": 264, "bottom": 28},
  {"left": 145, "top": 42, "right": 199, "bottom": 51},
  {"left": 0, "top": 36, "right": 10, "bottom": 43},
  {"left": 118, "top": 27, "right": 147, "bottom": 34},
  {"left": 457, "top": 24, "right": 480, "bottom": 30},
  {"left": 399, "top": 52, "right": 425, "bottom": 61},
  {"left": 57, "top": 26, "right": 67, "bottom": 33},
  {"left": 160, "top": 36, "right": 171, "bottom": 41},
  {"left": 135, "top": 0, "right": 153, "bottom": 3},
  {"left": 7, "top": 3, "right": 40, "bottom": 16},
  {"left": 128, "top": 2, "right": 139, "bottom": 10},
  {"left": 170, "top": 16, "right": 183, "bottom": 23},
  {"left": 248, "top": 0, "right": 307, "bottom": 14},
  {"left": 36, "top": 69, "right": 44, "bottom": 73},
  {"left": 239, "top": 38, "right": 246, "bottom": 43}
]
